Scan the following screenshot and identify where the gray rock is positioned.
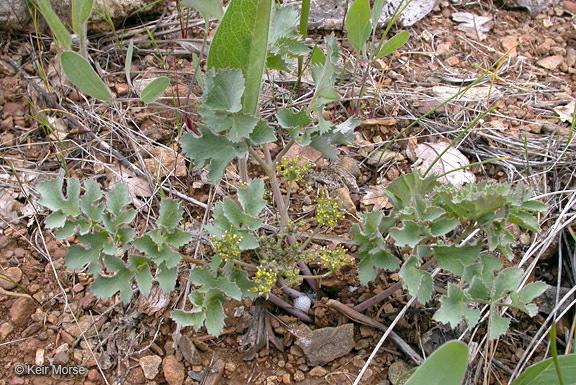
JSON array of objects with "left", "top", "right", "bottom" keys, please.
[
  {"left": 307, "top": 0, "right": 436, "bottom": 29},
  {"left": 0, "top": 0, "right": 161, "bottom": 33},
  {"left": 295, "top": 323, "right": 355, "bottom": 366},
  {"left": 139, "top": 354, "right": 162, "bottom": 380}
]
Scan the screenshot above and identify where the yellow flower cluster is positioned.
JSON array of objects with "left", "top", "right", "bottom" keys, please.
[
  {"left": 276, "top": 156, "right": 311, "bottom": 182},
  {"left": 250, "top": 267, "right": 277, "bottom": 295},
  {"left": 318, "top": 246, "right": 351, "bottom": 272},
  {"left": 213, "top": 231, "right": 242, "bottom": 261},
  {"left": 315, "top": 193, "right": 344, "bottom": 228}
]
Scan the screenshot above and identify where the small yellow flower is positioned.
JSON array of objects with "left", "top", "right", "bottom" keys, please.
[
  {"left": 315, "top": 192, "right": 344, "bottom": 228},
  {"left": 213, "top": 231, "right": 242, "bottom": 261},
  {"left": 250, "top": 267, "right": 277, "bottom": 295}
]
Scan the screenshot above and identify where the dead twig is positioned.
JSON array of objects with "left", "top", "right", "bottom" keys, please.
[{"left": 327, "top": 299, "right": 424, "bottom": 365}]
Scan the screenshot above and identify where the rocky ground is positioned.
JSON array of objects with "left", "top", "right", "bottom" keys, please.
[{"left": 0, "top": 1, "right": 575, "bottom": 385}]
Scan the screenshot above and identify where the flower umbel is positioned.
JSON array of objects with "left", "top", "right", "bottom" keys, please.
[
  {"left": 250, "top": 266, "right": 277, "bottom": 295},
  {"left": 276, "top": 156, "right": 311, "bottom": 182},
  {"left": 213, "top": 231, "right": 242, "bottom": 261},
  {"left": 318, "top": 246, "right": 351, "bottom": 271},
  {"left": 315, "top": 192, "right": 344, "bottom": 228}
]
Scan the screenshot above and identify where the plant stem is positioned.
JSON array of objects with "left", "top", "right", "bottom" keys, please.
[
  {"left": 297, "top": 0, "right": 310, "bottom": 79},
  {"left": 550, "top": 323, "right": 566, "bottom": 385}
]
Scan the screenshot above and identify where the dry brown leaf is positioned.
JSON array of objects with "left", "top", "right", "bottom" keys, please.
[
  {"left": 407, "top": 142, "right": 476, "bottom": 188},
  {"left": 452, "top": 12, "right": 493, "bottom": 41},
  {"left": 361, "top": 186, "right": 391, "bottom": 211}
]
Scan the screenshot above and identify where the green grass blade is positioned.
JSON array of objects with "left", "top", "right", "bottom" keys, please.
[
  {"left": 125, "top": 40, "right": 134, "bottom": 87},
  {"left": 376, "top": 31, "right": 410, "bottom": 59},
  {"left": 60, "top": 51, "right": 113, "bottom": 101},
  {"left": 35, "top": 0, "right": 72, "bottom": 50}
]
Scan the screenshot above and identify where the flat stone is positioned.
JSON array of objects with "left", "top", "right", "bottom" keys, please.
[
  {"left": 9, "top": 298, "right": 36, "bottom": 328},
  {"left": 295, "top": 323, "right": 355, "bottom": 366},
  {"left": 179, "top": 335, "right": 201, "bottom": 365},
  {"left": 537, "top": 55, "right": 565, "bottom": 71},
  {"left": 139, "top": 355, "right": 162, "bottom": 380},
  {"left": 62, "top": 315, "right": 106, "bottom": 338},
  {"left": 309, "top": 366, "right": 328, "bottom": 377},
  {"left": 162, "top": 355, "right": 185, "bottom": 385},
  {"left": 0, "top": 267, "right": 22, "bottom": 290},
  {"left": 389, "top": 360, "right": 413, "bottom": 385}
]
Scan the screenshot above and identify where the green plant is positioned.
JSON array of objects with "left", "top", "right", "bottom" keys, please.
[
  {"left": 345, "top": 0, "right": 411, "bottom": 109},
  {"left": 34, "top": 0, "right": 169, "bottom": 103},
  {"left": 37, "top": 178, "right": 192, "bottom": 302},
  {"left": 400, "top": 324, "right": 575, "bottom": 385},
  {"left": 35, "top": 0, "right": 409, "bottom": 339},
  {"left": 351, "top": 172, "right": 548, "bottom": 340}
]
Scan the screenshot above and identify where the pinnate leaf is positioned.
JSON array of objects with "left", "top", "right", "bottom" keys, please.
[
  {"left": 204, "top": 288, "right": 227, "bottom": 336},
  {"left": 434, "top": 283, "right": 480, "bottom": 328},
  {"left": 158, "top": 199, "right": 184, "bottom": 229},
  {"left": 399, "top": 256, "right": 433, "bottom": 304},
  {"left": 181, "top": 126, "right": 240, "bottom": 182},
  {"left": 156, "top": 262, "right": 178, "bottom": 292},
  {"left": 38, "top": 178, "right": 81, "bottom": 217},
  {"left": 202, "top": 68, "right": 245, "bottom": 113},
  {"left": 238, "top": 179, "right": 266, "bottom": 217},
  {"left": 489, "top": 312, "right": 511, "bottom": 340}
]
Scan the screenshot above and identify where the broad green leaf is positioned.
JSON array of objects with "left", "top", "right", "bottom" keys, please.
[
  {"left": 250, "top": 120, "right": 276, "bottom": 144},
  {"left": 511, "top": 354, "right": 576, "bottom": 385},
  {"left": 60, "top": 51, "right": 112, "bottom": 101},
  {"left": 182, "top": 0, "right": 223, "bottom": 20},
  {"left": 37, "top": 178, "right": 81, "bottom": 216},
  {"left": 238, "top": 179, "right": 266, "bottom": 217},
  {"left": 207, "top": 0, "right": 272, "bottom": 115},
  {"left": 158, "top": 199, "right": 184, "bottom": 229},
  {"left": 222, "top": 198, "right": 245, "bottom": 228},
  {"left": 72, "top": 0, "right": 94, "bottom": 34},
  {"left": 390, "top": 221, "right": 423, "bottom": 248},
  {"left": 404, "top": 341, "right": 469, "bottom": 385},
  {"left": 106, "top": 183, "right": 132, "bottom": 217},
  {"left": 276, "top": 108, "right": 311, "bottom": 130},
  {"left": 204, "top": 288, "right": 227, "bottom": 336},
  {"left": 66, "top": 243, "right": 103, "bottom": 274},
  {"left": 80, "top": 179, "right": 104, "bottom": 221},
  {"left": 376, "top": 31, "right": 410, "bottom": 59},
  {"left": 35, "top": 0, "right": 72, "bottom": 50},
  {"left": 434, "top": 284, "right": 480, "bottom": 328},
  {"left": 45, "top": 211, "right": 68, "bottom": 228},
  {"left": 125, "top": 39, "right": 134, "bottom": 87},
  {"left": 189, "top": 266, "right": 217, "bottom": 289},
  {"left": 91, "top": 256, "right": 133, "bottom": 303},
  {"left": 202, "top": 68, "right": 245, "bottom": 113},
  {"left": 181, "top": 126, "right": 239, "bottom": 182},
  {"left": 140, "top": 77, "right": 170, "bottom": 104},
  {"left": 171, "top": 309, "right": 206, "bottom": 330},
  {"left": 399, "top": 256, "right": 433, "bottom": 303},
  {"left": 433, "top": 243, "right": 481, "bottom": 276},
  {"left": 165, "top": 229, "right": 193, "bottom": 248},
  {"left": 492, "top": 267, "right": 523, "bottom": 299},
  {"left": 371, "top": 0, "right": 386, "bottom": 33},
  {"left": 346, "top": 0, "right": 372, "bottom": 55},
  {"left": 309, "top": 135, "right": 338, "bottom": 160},
  {"left": 518, "top": 282, "right": 548, "bottom": 304},
  {"left": 488, "top": 311, "right": 511, "bottom": 340},
  {"left": 156, "top": 262, "right": 178, "bottom": 292}
]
